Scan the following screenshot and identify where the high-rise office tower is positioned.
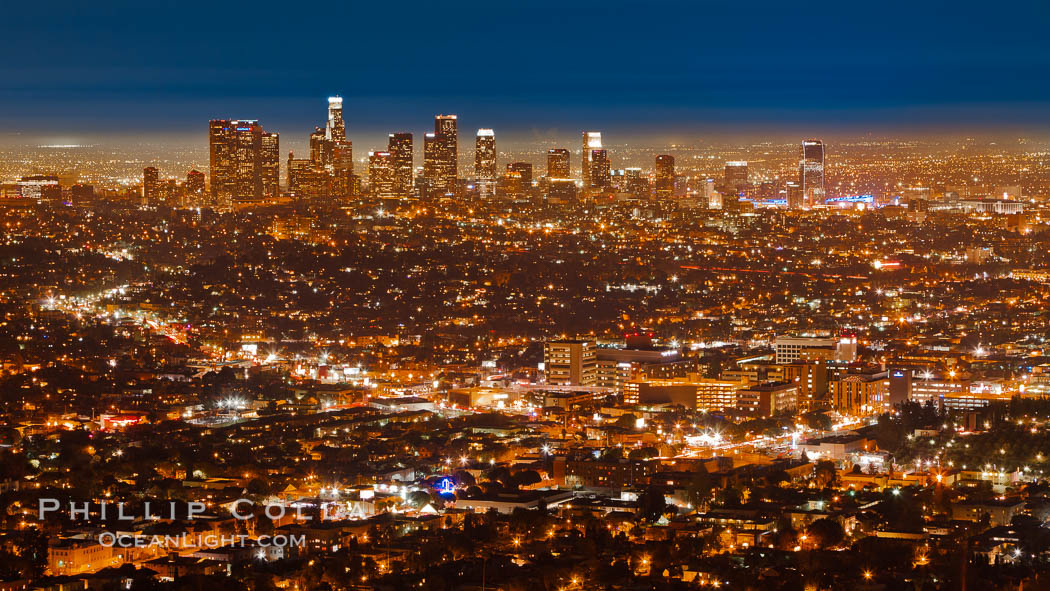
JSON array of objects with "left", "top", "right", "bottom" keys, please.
[
  {"left": 654, "top": 155, "right": 675, "bottom": 196},
  {"left": 326, "top": 97, "right": 352, "bottom": 176},
  {"left": 588, "top": 148, "right": 610, "bottom": 189},
  {"left": 724, "top": 161, "right": 748, "bottom": 196},
  {"left": 162, "top": 179, "right": 177, "bottom": 204},
  {"left": 287, "top": 151, "right": 328, "bottom": 199},
  {"left": 142, "top": 167, "right": 159, "bottom": 205},
  {"left": 623, "top": 167, "right": 648, "bottom": 197},
  {"left": 261, "top": 132, "right": 280, "bottom": 198},
  {"left": 702, "top": 178, "right": 718, "bottom": 209},
  {"left": 331, "top": 141, "right": 353, "bottom": 174},
  {"left": 209, "top": 119, "right": 278, "bottom": 204},
  {"left": 424, "top": 114, "right": 457, "bottom": 195},
  {"left": 547, "top": 148, "right": 570, "bottom": 178},
  {"left": 387, "top": 132, "right": 413, "bottom": 197},
  {"left": 475, "top": 129, "right": 496, "bottom": 198},
  {"left": 369, "top": 151, "right": 396, "bottom": 199},
  {"left": 422, "top": 133, "right": 440, "bottom": 197},
  {"left": 326, "top": 96, "right": 346, "bottom": 142},
  {"left": 799, "top": 140, "right": 825, "bottom": 205},
  {"left": 785, "top": 181, "right": 803, "bottom": 209},
  {"left": 548, "top": 179, "right": 577, "bottom": 202},
  {"left": 185, "top": 170, "right": 205, "bottom": 200},
  {"left": 581, "top": 131, "right": 602, "bottom": 186},
  {"left": 506, "top": 162, "right": 533, "bottom": 186},
  {"left": 505, "top": 162, "right": 533, "bottom": 198},
  {"left": 309, "top": 127, "right": 328, "bottom": 165}
]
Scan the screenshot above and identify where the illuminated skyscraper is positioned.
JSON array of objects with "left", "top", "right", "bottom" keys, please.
[
  {"left": 506, "top": 162, "right": 533, "bottom": 191},
  {"left": 422, "top": 133, "right": 439, "bottom": 197},
  {"left": 654, "top": 155, "right": 675, "bottom": 196},
  {"left": 623, "top": 167, "right": 648, "bottom": 197},
  {"left": 547, "top": 148, "right": 570, "bottom": 178},
  {"left": 326, "top": 97, "right": 353, "bottom": 176},
  {"left": 785, "top": 181, "right": 803, "bottom": 209},
  {"left": 326, "top": 96, "right": 346, "bottom": 142},
  {"left": 508, "top": 162, "right": 533, "bottom": 186},
  {"left": 588, "top": 148, "right": 610, "bottom": 189},
  {"left": 261, "top": 132, "right": 280, "bottom": 198},
  {"left": 799, "top": 139, "right": 825, "bottom": 205},
  {"left": 547, "top": 179, "right": 577, "bottom": 202},
  {"left": 287, "top": 151, "right": 328, "bottom": 199},
  {"left": 369, "top": 151, "right": 396, "bottom": 199},
  {"left": 309, "top": 127, "right": 328, "bottom": 165},
  {"left": 142, "top": 166, "right": 159, "bottom": 205},
  {"left": 423, "top": 115, "right": 458, "bottom": 196},
  {"left": 702, "top": 178, "right": 718, "bottom": 209},
  {"left": 185, "top": 170, "right": 205, "bottom": 200},
  {"left": 581, "top": 131, "right": 602, "bottom": 186},
  {"left": 475, "top": 129, "right": 496, "bottom": 198},
  {"left": 387, "top": 132, "right": 413, "bottom": 197},
  {"left": 724, "top": 161, "right": 748, "bottom": 196},
  {"left": 209, "top": 119, "right": 277, "bottom": 204}
]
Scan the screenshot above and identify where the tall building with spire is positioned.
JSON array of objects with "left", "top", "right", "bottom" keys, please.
[
  {"left": 326, "top": 96, "right": 352, "bottom": 175},
  {"left": 326, "top": 96, "right": 345, "bottom": 142}
]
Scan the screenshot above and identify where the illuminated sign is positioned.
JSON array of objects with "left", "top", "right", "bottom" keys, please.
[
  {"left": 436, "top": 478, "right": 455, "bottom": 495},
  {"left": 825, "top": 194, "right": 874, "bottom": 204}
]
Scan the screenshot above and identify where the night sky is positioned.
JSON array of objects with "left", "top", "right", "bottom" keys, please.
[{"left": 3, "top": 0, "right": 1050, "bottom": 144}]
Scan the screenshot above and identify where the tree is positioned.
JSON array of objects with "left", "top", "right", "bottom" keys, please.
[
  {"left": 636, "top": 487, "right": 669, "bottom": 521},
  {"left": 407, "top": 490, "right": 432, "bottom": 508},
  {"left": 806, "top": 518, "right": 845, "bottom": 548},
  {"left": 814, "top": 460, "right": 838, "bottom": 488},
  {"left": 685, "top": 472, "right": 717, "bottom": 511}
]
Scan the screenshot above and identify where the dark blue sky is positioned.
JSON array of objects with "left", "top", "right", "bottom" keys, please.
[{"left": 3, "top": 0, "right": 1050, "bottom": 145}]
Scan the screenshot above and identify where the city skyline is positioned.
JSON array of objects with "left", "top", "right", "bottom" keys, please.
[{"left": 4, "top": 2, "right": 1050, "bottom": 589}]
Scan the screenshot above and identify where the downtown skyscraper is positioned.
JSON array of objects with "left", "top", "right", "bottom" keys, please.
[
  {"left": 581, "top": 131, "right": 602, "bottom": 187},
  {"left": 799, "top": 139, "right": 825, "bottom": 205},
  {"left": 546, "top": 148, "right": 570, "bottom": 179},
  {"left": 654, "top": 155, "right": 675, "bottom": 197},
  {"left": 423, "top": 115, "right": 458, "bottom": 197},
  {"left": 387, "top": 132, "right": 413, "bottom": 197},
  {"left": 325, "top": 96, "right": 353, "bottom": 175},
  {"left": 724, "top": 161, "right": 749, "bottom": 196},
  {"left": 142, "top": 166, "right": 159, "bottom": 205},
  {"left": 208, "top": 119, "right": 279, "bottom": 205},
  {"left": 369, "top": 151, "right": 396, "bottom": 199},
  {"left": 475, "top": 129, "right": 496, "bottom": 198}
]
